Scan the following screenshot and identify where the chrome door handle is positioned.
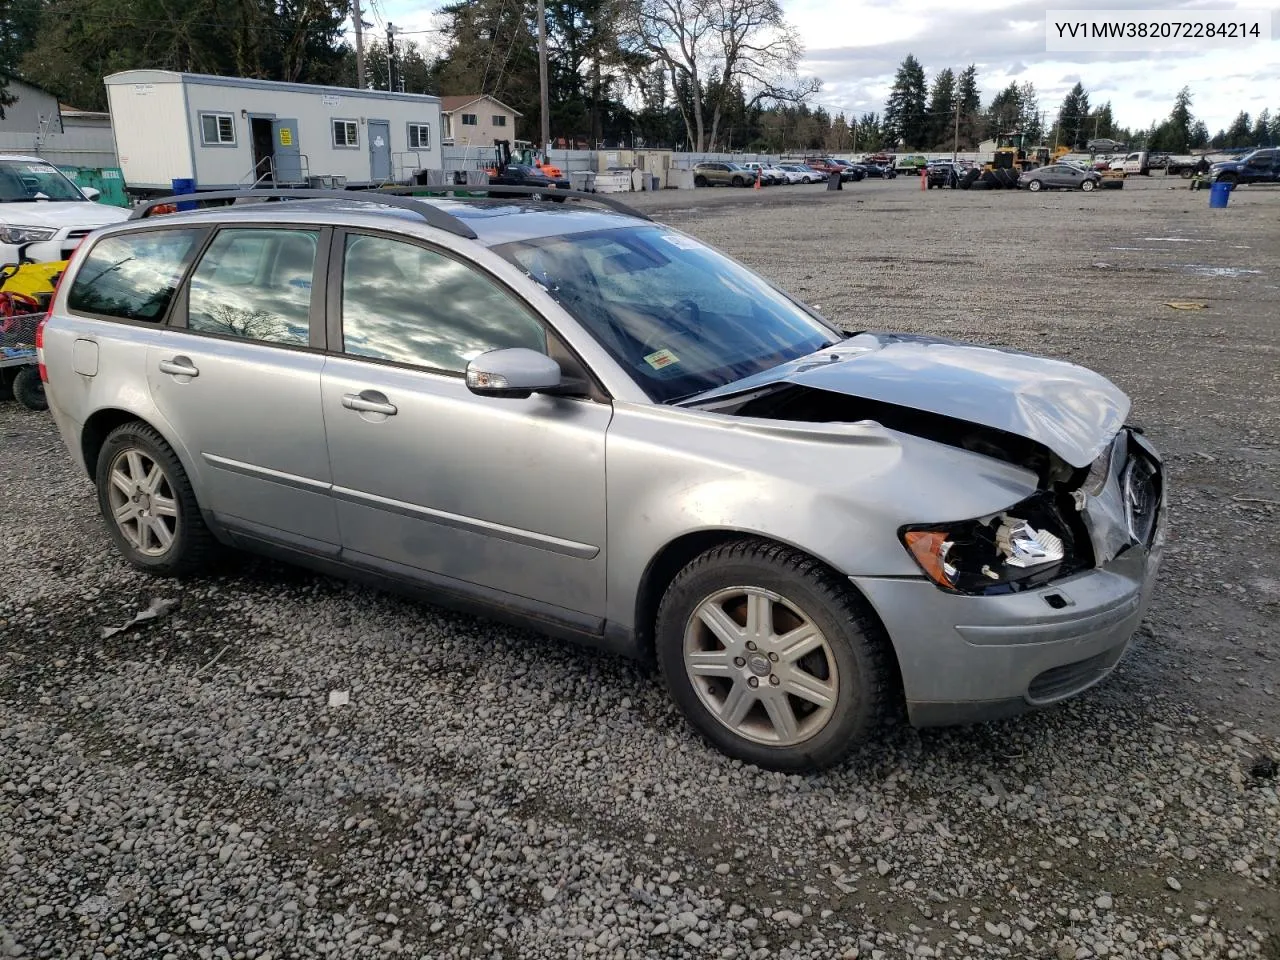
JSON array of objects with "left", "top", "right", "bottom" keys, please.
[
  {"left": 159, "top": 357, "right": 199, "bottom": 378},
  {"left": 341, "top": 392, "right": 398, "bottom": 416}
]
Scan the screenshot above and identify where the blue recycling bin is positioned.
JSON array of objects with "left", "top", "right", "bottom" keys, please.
[
  {"left": 171, "top": 177, "right": 197, "bottom": 211},
  {"left": 1208, "top": 180, "right": 1231, "bottom": 209}
]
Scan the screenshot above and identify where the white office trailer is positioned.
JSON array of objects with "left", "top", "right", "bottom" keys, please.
[{"left": 104, "top": 70, "right": 443, "bottom": 195}]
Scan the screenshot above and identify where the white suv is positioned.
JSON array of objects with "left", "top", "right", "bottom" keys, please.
[{"left": 0, "top": 155, "right": 129, "bottom": 265}]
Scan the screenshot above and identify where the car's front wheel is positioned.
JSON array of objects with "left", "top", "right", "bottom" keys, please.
[
  {"left": 1081, "top": 179, "right": 1096, "bottom": 191},
  {"left": 95, "top": 422, "right": 217, "bottom": 576},
  {"left": 656, "top": 539, "right": 892, "bottom": 772}
]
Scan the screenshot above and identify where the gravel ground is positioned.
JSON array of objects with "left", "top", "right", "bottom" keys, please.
[{"left": 2, "top": 175, "right": 1278, "bottom": 959}]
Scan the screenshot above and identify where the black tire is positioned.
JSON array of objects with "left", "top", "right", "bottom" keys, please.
[
  {"left": 655, "top": 539, "right": 893, "bottom": 772},
  {"left": 0, "top": 367, "right": 14, "bottom": 402},
  {"left": 94, "top": 421, "right": 218, "bottom": 576},
  {"left": 731, "top": 176, "right": 744, "bottom": 187},
  {"left": 694, "top": 175, "right": 708, "bottom": 187},
  {"left": 1180, "top": 168, "right": 1192, "bottom": 179},
  {"left": 12, "top": 366, "right": 46, "bottom": 411},
  {"left": 1081, "top": 178, "right": 1095, "bottom": 192}
]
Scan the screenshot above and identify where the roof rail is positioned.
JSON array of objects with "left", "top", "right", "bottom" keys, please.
[
  {"left": 129, "top": 184, "right": 652, "bottom": 237},
  {"left": 129, "top": 188, "right": 479, "bottom": 240},
  {"left": 372, "top": 184, "right": 651, "bottom": 221}
]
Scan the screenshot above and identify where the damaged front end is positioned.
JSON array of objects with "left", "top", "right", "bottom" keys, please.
[{"left": 707, "top": 380, "right": 1163, "bottom": 596}]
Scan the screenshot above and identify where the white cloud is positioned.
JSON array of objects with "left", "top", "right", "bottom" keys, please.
[
  {"left": 380, "top": 0, "right": 1279, "bottom": 131},
  {"left": 796, "top": 0, "right": 1279, "bottom": 131}
]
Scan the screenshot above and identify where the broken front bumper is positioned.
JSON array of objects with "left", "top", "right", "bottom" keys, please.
[{"left": 854, "top": 429, "right": 1166, "bottom": 728}]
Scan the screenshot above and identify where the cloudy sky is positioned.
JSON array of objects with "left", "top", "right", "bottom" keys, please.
[{"left": 371, "top": 0, "right": 1278, "bottom": 134}]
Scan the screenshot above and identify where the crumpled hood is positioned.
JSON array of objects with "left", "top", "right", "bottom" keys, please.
[
  {"left": 695, "top": 332, "right": 1130, "bottom": 469},
  {"left": 1, "top": 201, "right": 130, "bottom": 230}
]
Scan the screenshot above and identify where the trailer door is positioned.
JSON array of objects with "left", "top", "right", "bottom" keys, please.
[
  {"left": 368, "top": 120, "right": 392, "bottom": 181},
  {"left": 272, "top": 119, "right": 303, "bottom": 183}
]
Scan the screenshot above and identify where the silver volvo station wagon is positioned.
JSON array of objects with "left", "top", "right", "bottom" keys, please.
[{"left": 38, "top": 189, "right": 1165, "bottom": 771}]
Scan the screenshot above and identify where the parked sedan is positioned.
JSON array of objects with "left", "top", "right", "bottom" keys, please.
[
  {"left": 43, "top": 190, "right": 1164, "bottom": 773},
  {"left": 779, "top": 164, "right": 822, "bottom": 184},
  {"left": 1019, "top": 164, "right": 1102, "bottom": 192},
  {"left": 861, "top": 163, "right": 897, "bottom": 179}
]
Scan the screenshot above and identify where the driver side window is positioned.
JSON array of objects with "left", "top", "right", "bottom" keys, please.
[{"left": 340, "top": 234, "right": 546, "bottom": 374}]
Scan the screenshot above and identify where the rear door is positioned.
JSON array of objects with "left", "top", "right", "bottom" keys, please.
[
  {"left": 148, "top": 225, "right": 339, "bottom": 551},
  {"left": 319, "top": 230, "right": 611, "bottom": 620}
]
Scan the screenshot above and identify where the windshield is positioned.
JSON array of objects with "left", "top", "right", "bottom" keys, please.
[
  {"left": 496, "top": 225, "right": 840, "bottom": 403},
  {"left": 0, "top": 158, "right": 86, "bottom": 202}
]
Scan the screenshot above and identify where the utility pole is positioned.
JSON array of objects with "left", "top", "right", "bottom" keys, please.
[
  {"left": 537, "top": 0, "right": 550, "bottom": 151},
  {"left": 386, "top": 23, "right": 396, "bottom": 93},
  {"left": 953, "top": 107, "right": 959, "bottom": 159},
  {"left": 352, "top": 0, "right": 365, "bottom": 89}
]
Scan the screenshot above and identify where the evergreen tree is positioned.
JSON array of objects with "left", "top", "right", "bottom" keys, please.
[
  {"left": 954, "top": 64, "right": 982, "bottom": 148},
  {"left": 1250, "top": 109, "right": 1271, "bottom": 146},
  {"left": 1189, "top": 120, "right": 1210, "bottom": 149},
  {"left": 1053, "top": 82, "right": 1091, "bottom": 149},
  {"left": 1224, "top": 111, "right": 1252, "bottom": 147},
  {"left": 883, "top": 54, "right": 928, "bottom": 149},
  {"left": 925, "top": 68, "right": 955, "bottom": 148}
]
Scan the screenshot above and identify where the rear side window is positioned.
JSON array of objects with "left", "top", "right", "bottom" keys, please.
[
  {"left": 67, "top": 229, "right": 202, "bottom": 323},
  {"left": 186, "top": 228, "right": 318, "bottom": 346}
]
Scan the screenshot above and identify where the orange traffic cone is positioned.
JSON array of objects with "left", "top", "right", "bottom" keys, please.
[{"left": 755, "top": 168, "right": 762, "bottom": 190}]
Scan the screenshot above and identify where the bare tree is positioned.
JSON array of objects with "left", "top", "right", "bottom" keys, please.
[{"left": 625, "top": 0, "right": 816, "bottom": 151}]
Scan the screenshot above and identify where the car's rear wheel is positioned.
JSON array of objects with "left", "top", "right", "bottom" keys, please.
[
  {"left": 1180, "top": 168, "right": 1193, "bottom": 178},
  {"left": 95, "top": 422, "right": 217, "bottom": 576},
  {"left": 694, "top": 175, "right": 708, "bottom": 187},
  {"left": 1081, "top": 179, "right": 1095, "bottom": 192},
  {"left": 1027, "top": 179, "right": 1042, "bottom": 192},
  {"left": 656, "top": 539, "right": 892, "bottom": 772}
]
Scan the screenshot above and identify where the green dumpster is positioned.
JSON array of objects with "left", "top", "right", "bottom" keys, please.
[{"left": 58, "top": 166, "right": 131, "bottom": 208}]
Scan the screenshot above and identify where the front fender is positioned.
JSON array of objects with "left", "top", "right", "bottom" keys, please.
[{"left": 603, "top": 402, "right": 1039, "bottom": 632}]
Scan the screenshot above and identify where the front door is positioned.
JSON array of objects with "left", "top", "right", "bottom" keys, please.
[
  {"left": 271, "top": 119, "right": 302, "bottom": 183},
  {"left": 319, "top": 231, "right": 611, "bottom": 619},
  {"left": 148, "top": 225, "right": 339, "bottom": 550},
  {"left": 368, "top": 120, "right": 391, "bottom": 181}
]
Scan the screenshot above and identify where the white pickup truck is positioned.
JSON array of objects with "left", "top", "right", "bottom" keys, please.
[{"left": 1109, "top": 151, "right": 1151, "bottom": 175}]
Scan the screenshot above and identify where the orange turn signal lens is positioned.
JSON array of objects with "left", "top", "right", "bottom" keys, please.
[{"left": 903, "top": 531, "right": 955, "bottom": 588}]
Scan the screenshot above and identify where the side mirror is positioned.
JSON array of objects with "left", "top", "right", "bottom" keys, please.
[
  {"left": 465, "top": 347, "right": 564, "bottom": 399},
  {"left": 81, "top": 187, "right": 101, "bottom": 201}
]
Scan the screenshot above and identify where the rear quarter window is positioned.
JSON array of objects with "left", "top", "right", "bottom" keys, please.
[{"left": 67, "top": 228, "right": 204, "bottom": 323}]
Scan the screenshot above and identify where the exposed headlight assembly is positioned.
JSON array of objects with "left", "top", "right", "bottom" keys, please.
[
  {"left": 0, "top": 225, "right": 58, "bottom": 244},
  {"left": 901, "top": 495, "right": 1085, "bottom": 595}
]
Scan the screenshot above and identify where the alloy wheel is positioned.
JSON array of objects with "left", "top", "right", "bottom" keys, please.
[
  {"left": 683, "top": 586, "right": 839, "bottom": 746},
  {"left": 107, "top": 448, "right": 179, "bottom": 557}
]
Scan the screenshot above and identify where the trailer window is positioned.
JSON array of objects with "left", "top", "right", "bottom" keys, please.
[
  {"left": 333, "top": 120, "right": 359, "bottom": 148},
  {"left": 408, "top": 123, "right": 431, "bottom": 149},
  {"left": 200, "top": 113, "right": 236, "bottom": 146}
]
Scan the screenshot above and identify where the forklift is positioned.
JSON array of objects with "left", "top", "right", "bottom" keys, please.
[{"left": 484, "top": 140, "right": 564, "bottom": 179}]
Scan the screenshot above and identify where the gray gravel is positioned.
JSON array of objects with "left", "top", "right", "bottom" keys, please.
[{"left": 2, "top": 175, "right": 1278, "bottom": 958}]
